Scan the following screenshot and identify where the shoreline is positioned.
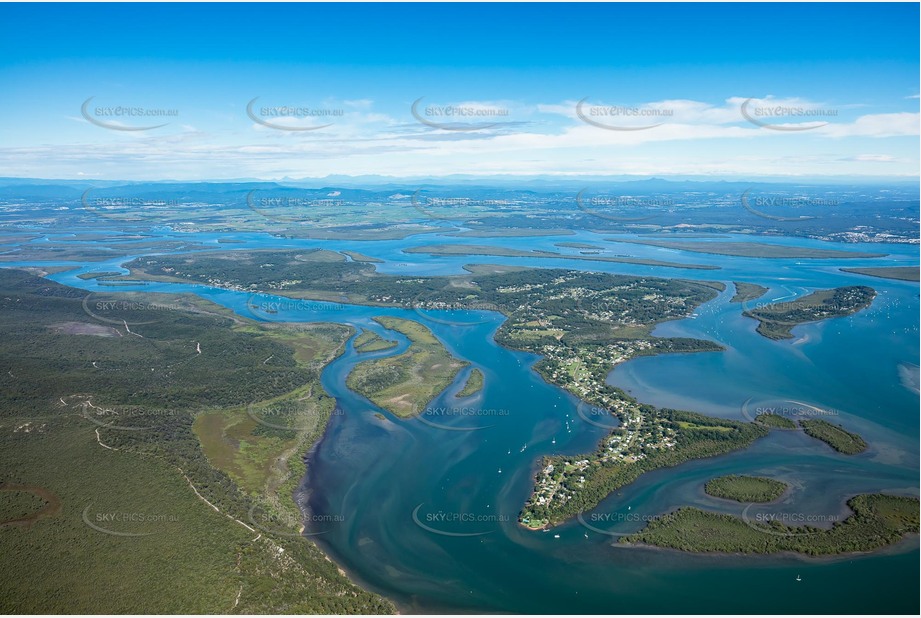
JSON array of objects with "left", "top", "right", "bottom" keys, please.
[
  {"left": 31, "top": 254, "right": 917, "bottom": 610},
  {"left": 615, "top": 532, "right": 920, "bottom": 563}
]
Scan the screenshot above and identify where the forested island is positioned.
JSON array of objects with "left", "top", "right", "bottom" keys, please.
[
  {"left": 353, "top": 329, "right": 398, "bottom": 353},
  {"left": 620, "top": 494, "right": 919, "bottom": 556},
  {"left": 346, "top": 317, "right": 467, "bottom": 417},
  {"left": 611, "top": 239, "right": 886, "bottom": 259},
  {"left": 457, "top": 368, "right": 484, "bottom": 398},
  {"left": 754, "top": 412, "right": 867, "bottom": 453},
  {"left": 800, "top": 418, "right": 868, "bottom": 455},
  {"left": 403, "top": 243, "right": 718, "bottom": 270},
  {"left": 730, "top": 282, "right": 768, "bottom": 304},
  {"left": 705, "top": 475, "right": 788, "bottom": 503},
  {"left": 841, "top": 266, "right": 919, "bottom": 282},
  {"left": 743, "top": 286, "right": 876, "bottom": 339}
]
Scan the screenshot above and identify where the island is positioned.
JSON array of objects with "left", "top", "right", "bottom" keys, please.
[
  {"left": 555, "top": 242, "right": 604, "bottom": 250},
  {"left": 457, "top": 367, "right": 484, "bottom": 398},
  {"left": 353, "top": 329, "right": 398, "bottom": 353},
  {"left": 0, "top": 239, "right": 213, "bottom": 263},
  {"left": 800, "top": 418, "right": 868, "bottom": 455},
  {"left": 346, "top": 317, "right": 467, "bottom": 417},
  {"left": 609, "top": 238, "right": 886, "bottom": 259},
  {"left": 841, "top": 266, "right": 920, "bottom": 282},
  {"left": 76, "top": 271, "right": 124, "bottom": 280},
  {"left": 704, "top": 475, "right": 788, "bottom": 503},
  {"left": 730, "top": 282, "right": 769, "bottom": 304},
  {"left": 742, "top": 286, "right": 876, "bottom": 340},
  {"left": 619, "top": 494, "right": 919, "bottom": 556},
  {"left": 403, "top": 244, "right": 719, "bottom": 270},
  {"left": 447, "top": 228, "right": 576, "bottom": 238}
]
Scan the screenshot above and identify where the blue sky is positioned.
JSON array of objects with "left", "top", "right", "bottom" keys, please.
[{"left": 0, "top": 3, "right": 918, "bottom": 181}]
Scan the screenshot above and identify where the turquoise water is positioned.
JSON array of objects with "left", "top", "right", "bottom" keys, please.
[{"left": 7, "top": 228, "right": 919, "bottom": 613}]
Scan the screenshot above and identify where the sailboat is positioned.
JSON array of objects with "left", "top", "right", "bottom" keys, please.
[{"left": 795, "top": 575, "right": 802, "bottom": 582}]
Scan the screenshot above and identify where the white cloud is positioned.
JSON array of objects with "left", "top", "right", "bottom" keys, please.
[
  {"left": 2, "top": 94, "right": 918, "bottom": 180},
  {"left": 817, "top": 112, "right": 920, "bottom": 138},
  {"left": 843, "top": 154, "right": 896, "bottom": 162}
]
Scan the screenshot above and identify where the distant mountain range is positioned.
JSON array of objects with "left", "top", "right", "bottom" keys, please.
[{"left": 0, "top": 175, "right": 918, "bottom": 194}]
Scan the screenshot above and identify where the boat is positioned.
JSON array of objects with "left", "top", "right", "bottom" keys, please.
[{"left": 796, "top": 575, "right": 802, "bottom": 582}]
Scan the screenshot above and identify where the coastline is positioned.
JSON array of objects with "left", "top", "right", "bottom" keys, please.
[
  {"left": 614, "top": 532, "right": 920, "bottom": 563},
  {"left": 63, "top": 253, "right": 918, "bottom": 607}
]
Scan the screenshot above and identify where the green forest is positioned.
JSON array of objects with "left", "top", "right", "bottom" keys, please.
[
  {"left": 0, "top": 268, "right": 393, "bottom": 614},
  {"left": 622, "top": 494, "right": 919, "bottom": 556}
]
